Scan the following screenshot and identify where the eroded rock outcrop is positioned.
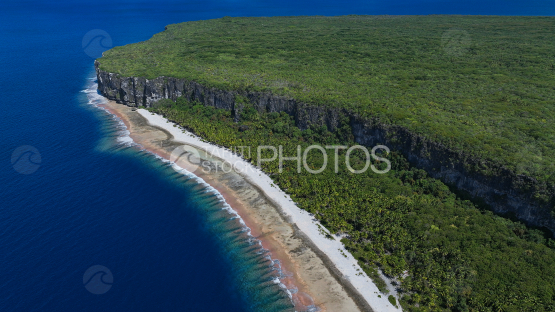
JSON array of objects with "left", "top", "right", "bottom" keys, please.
[{"left": 95, "top": 60, "right": 555, "bottom": 235}]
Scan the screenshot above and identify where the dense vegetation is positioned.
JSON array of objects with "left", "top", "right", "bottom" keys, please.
[
  {"left": 150, "top": 97, "right": 555, "bottom": 311},
  {"left": 99, "top": 15, "right": 555, "bottom": 310},
  {"left": 99, "top": 15, "right": 555, "bottom": 184}
]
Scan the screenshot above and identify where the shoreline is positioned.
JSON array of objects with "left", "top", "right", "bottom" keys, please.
[{"left": 100, "top": 99, "right": 401, "bottom": 312}]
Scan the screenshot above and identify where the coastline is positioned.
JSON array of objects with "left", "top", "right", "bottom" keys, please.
[{"left": 101, "top": 99, "right": 401, "bottom": 312}]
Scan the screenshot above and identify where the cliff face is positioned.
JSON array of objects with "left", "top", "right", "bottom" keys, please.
[{"left": 95, "top": 61, "right": 555, "bottom": 234}]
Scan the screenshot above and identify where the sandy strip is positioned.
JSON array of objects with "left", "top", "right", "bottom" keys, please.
[{"left": 102, "top": 100, "right": 401, "bottom": 312}]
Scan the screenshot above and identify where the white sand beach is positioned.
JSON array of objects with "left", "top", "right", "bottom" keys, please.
[{"left": 133, "top": 107, "right": 402, "bottom": 312}]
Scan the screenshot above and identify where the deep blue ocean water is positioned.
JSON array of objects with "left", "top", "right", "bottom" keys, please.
[{"left": 1, "top": 1, "right": 554, "bottom": 311}]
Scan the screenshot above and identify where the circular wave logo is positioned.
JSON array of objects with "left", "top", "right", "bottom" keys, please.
[
  {"left": 442, "top": 28, "right": 471, "bottom": 57},
  {"left": 82, "top": 29, "right": 113, "bottom": 58},
  {"left": 11, "top": 145, "right": 41, "bottom": 175},
  {"left": 170, "top": 145, "right": 202, "bottom": 174},
  {"left": 83, "top": 265, "right": 113, "bottom": 295}
]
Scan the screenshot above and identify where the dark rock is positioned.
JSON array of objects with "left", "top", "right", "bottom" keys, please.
[{"left": 95, "top": 61, "right": 555, "bottom": 235}]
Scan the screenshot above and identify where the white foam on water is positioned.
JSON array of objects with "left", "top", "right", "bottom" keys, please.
[
  {"left": 82, "top": 78, "right": 135, "bottom": 147},
  {"left": 84, "top": 90, "right": 297, "bottom": 307},
  {"left": 161, "top": 156, "right": 300, "bottom": 303}
]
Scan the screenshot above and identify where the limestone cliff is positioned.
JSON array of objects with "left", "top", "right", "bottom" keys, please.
[{"left": 95, "top": 60, "right": 555, "bottom": 235}]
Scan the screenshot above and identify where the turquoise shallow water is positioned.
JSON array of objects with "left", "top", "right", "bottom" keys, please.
[
  {"left": 1, "top": 0, "right": 554, "bottom": 311},
  {"left": 84, "top": 76, "right": 297, "bottom": 311}
]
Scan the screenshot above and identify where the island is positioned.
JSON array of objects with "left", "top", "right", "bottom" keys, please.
[{"left": 96, "top": 15, "right": 555, "bottom": 311}]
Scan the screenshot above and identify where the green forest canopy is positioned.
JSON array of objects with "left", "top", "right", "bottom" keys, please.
[
  {"left": 98, "top": 15, "right": 555, "bottom": 183},
  {"left": 149, "top": 98, "right": 555, "bottom": 311},
  {"left": 98, "top": 16, "right": 555, "bottom": 310}
]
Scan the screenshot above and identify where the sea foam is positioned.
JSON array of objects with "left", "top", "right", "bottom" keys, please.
[
  {"left": 84, "top": 77, "right": 299, "bottom": 310},
  {"left": 82, "top": 77, "right": 134, "bottom": 146}
]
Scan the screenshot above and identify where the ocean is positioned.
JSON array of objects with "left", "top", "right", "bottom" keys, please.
[{"left": 1, "top": 0, "right": 553, "bottom": 311}]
